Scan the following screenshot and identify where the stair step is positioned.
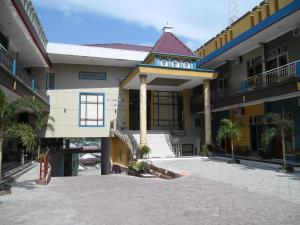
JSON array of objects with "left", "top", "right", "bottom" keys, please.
[{"left": 133, "top": 132, "right": 176, "bottom": 158}]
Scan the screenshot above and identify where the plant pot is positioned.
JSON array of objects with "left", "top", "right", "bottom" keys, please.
[{"left": 278, "top": 165, "right": 295, "bottom": 173}]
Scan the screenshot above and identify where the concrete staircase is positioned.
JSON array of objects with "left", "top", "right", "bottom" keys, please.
[{"left": 132, "top": 131, "right": 176, "bottom": 158}]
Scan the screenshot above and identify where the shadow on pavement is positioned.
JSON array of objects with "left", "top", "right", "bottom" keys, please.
[
  {"left": 203, "top": 156, "right": 300, "bottom": 180},
  {"left": 11, "top": 179, "right": 37, "bottom": 191}
]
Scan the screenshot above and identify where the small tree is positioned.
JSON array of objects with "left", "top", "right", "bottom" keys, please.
[
  {"left": 262, "top": 111, "right": 293, "bottom": 170},
  {"left": 217, "top": 119, "right": 242, "bottom": 161},
  {"left": 0, "top": 89, "right": 40, "bottom": 182},
  {"left": 35, "top": 111, "right": 55, "bottom": 160}
]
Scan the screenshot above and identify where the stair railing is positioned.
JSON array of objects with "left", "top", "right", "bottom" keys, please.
[
  {"left": 110, "top": 120, "right": 139, "bottom": 159},
  {"left": 165, "top": 130, "right": 182, "bottom": 157}
]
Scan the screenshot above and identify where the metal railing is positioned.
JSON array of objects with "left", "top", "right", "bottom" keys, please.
[
  {"left": 0, "top": 48, "right": 49, "bottom": 103},
  {"left": 35, "top": 84, "right": 48, "bottom": 102},
  {"left": 0, "top": 45, "right": 12, "bottom": 71},
  {"left": 17, "top": 67, "right": 33, "bottom": 87},
  {"left": 165, "top": 131, "right": 182, "bottom": 157},
  {"left": 110, "top": 120, "right": 139, "bottom": 159},
  {"left": 244, "top": 61, "right": 298, "bottom": 91},
  {"left": 19, "top": 0, "right": 48, "bottom": 49}
]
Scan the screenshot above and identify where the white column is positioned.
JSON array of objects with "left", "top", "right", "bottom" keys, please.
[
  {"left": 139, "top": 74, "right": 147, "bottom": 146},
  {"left": 203, "top": 79, "right": 212, "bottom": 145}
]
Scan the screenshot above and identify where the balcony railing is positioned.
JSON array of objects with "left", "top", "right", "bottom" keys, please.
[
  {"left": 243, "top": 61, "right": 299, "bottom": 92},
  {"left": 0, "top": 45, "right": 13, "bottom": 72},
  {"left": 19, "top": 0, "right": 48, "bottom": 49},
  {"left": 0, "top": 47, "right": 49, "bottom": 103},
  {"left": 17, "top": 67, "right": 33, "bottom": 88}
]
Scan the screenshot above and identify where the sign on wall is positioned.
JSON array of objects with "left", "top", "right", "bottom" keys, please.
[{"left": 79, "top": 72, "right": 107, "bottom": 80}]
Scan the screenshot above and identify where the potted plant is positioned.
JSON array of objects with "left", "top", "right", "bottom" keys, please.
[
  {"left": 263, "top": 111, "right": 294, "bottom": 172},
  {"left": 140, "top": 145, "right": 151, "bottom": 159},
  {"left": 217, "top": 119, "right": 243, "bottom": 164}
]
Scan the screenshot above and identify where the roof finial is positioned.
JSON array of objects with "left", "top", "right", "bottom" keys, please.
[{"left": 163, "top": 22, "right": 173, "bottom": 33}]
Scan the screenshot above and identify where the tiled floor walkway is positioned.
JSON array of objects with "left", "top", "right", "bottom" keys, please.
[
  {"left": 0, "top": 159, "right": 299, "bottom": 225},
  {"left": 150, "top": 157, "right": 300, "bottom": 204}
]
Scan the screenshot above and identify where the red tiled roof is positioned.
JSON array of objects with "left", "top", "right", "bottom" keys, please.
[
  {"left": 150, "top": 32, "right": 197, "bottom": 57},
  {"left": 85, "top": 43, "right": 152, "bottom": 52}
]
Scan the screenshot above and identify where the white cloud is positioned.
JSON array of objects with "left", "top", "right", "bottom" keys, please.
[{"left": 33, "top": 0, "right": 262, "bottom": 47}]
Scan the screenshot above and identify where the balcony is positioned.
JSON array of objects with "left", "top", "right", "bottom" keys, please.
[
  {"left": 0, "top": 45, "right": 49, "bottom": 104},
  {"left": 242, "top": 61, "right": 300, "bottom": 92},
  {"left": 211, "top": 60, "right": 300, "bottom": 109},
  {"left": 19, "top": 0, "right": 48, "bottom": 49}
]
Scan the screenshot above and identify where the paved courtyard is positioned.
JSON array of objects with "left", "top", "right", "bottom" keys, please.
[{"left": 0, "top": 158, "right": 300, "bottom": 225}]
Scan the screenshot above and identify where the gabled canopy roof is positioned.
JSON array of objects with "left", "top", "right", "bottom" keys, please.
[{"left": 150, "top": 32, "right": 197, "bottom": 58}]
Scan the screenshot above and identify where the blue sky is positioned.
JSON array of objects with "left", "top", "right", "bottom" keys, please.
[{"left": 32, "top": 0, "right": 262, "bottom": 50}]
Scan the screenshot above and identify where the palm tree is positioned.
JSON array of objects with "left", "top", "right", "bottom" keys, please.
[
  {"left": 217, "top": 118, "right": 242, "bottom": 162},
  {"left": 262, "top": 111, "right": 293, "bottom": 170},
  {"left": 34, "top": 111, "right": 55, "bottom": 160},
  {"left": 0, "top": 89, "right": 41, "bottom": 182}
]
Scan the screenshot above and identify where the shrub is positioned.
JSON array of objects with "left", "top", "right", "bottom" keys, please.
[
  {"left": 202, "top": 145, "right": 210, "bottom": 156},
  {"left": 140, "top": 145, "right": 151, "bottom": 158},
  {"left": 128, "top": 161, "right": 149, "bottom": 173}
]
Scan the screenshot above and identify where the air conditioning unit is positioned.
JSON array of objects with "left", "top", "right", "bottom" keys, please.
[{"left": 293, "top": 27, "right": 300, "bottom": 38}]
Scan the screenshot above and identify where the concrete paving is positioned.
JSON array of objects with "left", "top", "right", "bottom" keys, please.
[
  {"left": 149, "top": 157, "right": 300, "bottom": 204},
  {"left": 0, "top": 159, "right": 300, "bottom": 225}
]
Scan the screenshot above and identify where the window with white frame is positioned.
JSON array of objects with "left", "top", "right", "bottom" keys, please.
[{"left": 79, "top": 93, "right": 104, "bottom": 127}]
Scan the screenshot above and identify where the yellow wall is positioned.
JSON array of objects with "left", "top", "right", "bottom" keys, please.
[
  {"left": 221, "top": 31, "right": 227, "bottom": 47},
  {"left": 253, "top": 6, "right": 262, "bottom": 25},
  {"left": 204, "top": 39, "right": 217, "bottom": 56},
  {"left": 230, "top": 104, "right": 265, "bottom": 148},
  {"left": 261, "top": 2, "right": 270, "bottom": 19},
  {"left": 278, "top": 0, "right": 293, "bottom": 10},
  {"left": 111, "top": 137, "right": 129, "bottom": 166},
  {"left": 269, "top": 0, "right": 279, "bottom": 15},
  {"left": 195, "top": 0, "right": 295, "bottom": 58},
  {"left": 232, "top": 14, "right": 253, "bottom": 39}
]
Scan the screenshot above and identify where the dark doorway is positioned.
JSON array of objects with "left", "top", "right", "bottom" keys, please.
[
  {"left": 177, "top": 95, "right": 184, "bottom": 130},
  {"left": 250, "top": 116, "right": 264, "bottom": 152},
  {"left": 64, "top": 154, "right": 72, "bottom": 176},
  {"left": 182, "top": 144, "right": 194, "bottom": 156},
  {"left": 129, "top": 90, "right": 151, "bottom": 130}
]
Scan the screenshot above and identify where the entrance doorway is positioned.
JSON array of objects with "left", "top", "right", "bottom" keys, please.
[
  {"left": 129, "top": 90, "right": 151, "bottom": 130},
  {"left": 250, "top": 116, "right": 264, "bottom": 152}
]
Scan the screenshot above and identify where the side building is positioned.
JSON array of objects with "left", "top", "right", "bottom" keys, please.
[
  {"left": 194, "top": 0, "right": 300, "bottom": 160},
  {"left": 0, "top": 0, "right": 50, "bottom": 173}
]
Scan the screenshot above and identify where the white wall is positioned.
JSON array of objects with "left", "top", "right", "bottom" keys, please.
[{"left": 45, "top": 64, "right": 131, "bottom": 138}]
